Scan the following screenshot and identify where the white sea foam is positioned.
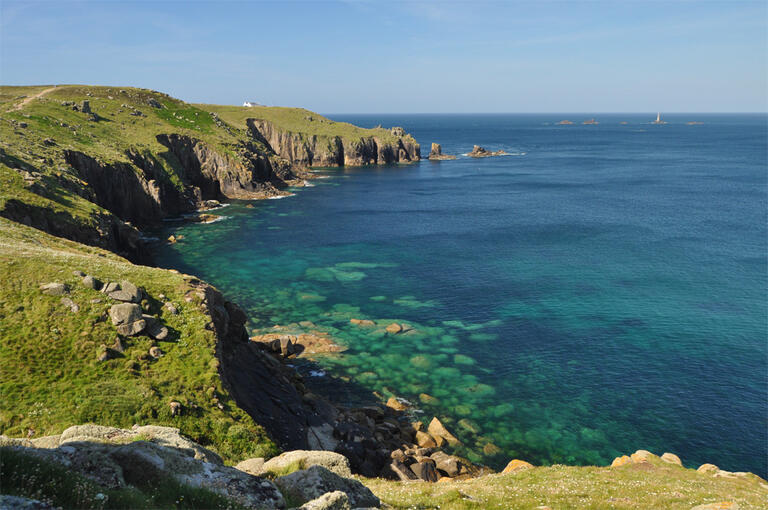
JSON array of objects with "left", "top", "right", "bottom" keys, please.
[
  {"left": 309, "top": 370, "right": 326, "bottom": 377},
  {"left": 268, "top": 193, "right": 296, "bottom": 200},
  {"left": 303, "top": 180, "right": 315, "bottom": 187}
]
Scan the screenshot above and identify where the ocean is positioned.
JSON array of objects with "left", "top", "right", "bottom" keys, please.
[{"left": 152, "top": 113, "right": 767, "bottom": 476}]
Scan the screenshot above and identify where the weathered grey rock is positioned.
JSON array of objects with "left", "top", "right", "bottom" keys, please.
[
  {"left": 60, "top": 425, "right": 132, "bottom": 444},
  {"left": 102, "top": 282, "right": 119, "bottom": 294},
  {"left": 72, "top": 270, "right": 86, "bottom": 277},
  {"left": 80, "top": 100, "right": 92, "bottom": 114},
  {"left": 82, "top": 275, "right": 102, "bottom": 290},
  {"left": 30, "top": 434, "right": 61, "bottom": 448},
  {"left": 147, "top": 98, "right": 163, "bottom": 108},
  {"left": 299, "top": 491, "right": 351, "bottom": 510},
  {"left": 236, "top": 457, "right": 266, "bottom": 476},
  {"left": 148, "top": 346, "right": 162, "bottom": 358},
  {"left": 39, "top": 282, "right": 68, "bottom": 296},
  {"left": 116, "top": 318, "right": 146, "bottom": 336},
  {"left": 0, "top": 435, "right": 33, "bottom": 447},
  {"left": 0, "top": 495, "right": 58, "bottom": 509},
  {"left": 110, "top": 303, "right": 142, "bottom": 325},
  {"left": 661, "top": 452, "right": 682, "bottom": 466},
  {"left": 110, "top": 441, "right": 283, "bottom": 508},
  {"left": 112, "top": 336, "right": 125, "bottom": 353},
  {"left": 130, "top": 425, "right": 222, "bottom": 464},
  {"left": 164, "top": 301, "right": 179, "bottom": 314},
  {"left": 60, "top": 296, "right": 79, "bottom": 313},
  {"left": 275, "top": 465, "right": 379, "bottom": 508},
  {"left": 143, "top": 315, "right": 169, "bottom": 340},
  {"left": 262, "top": 450, "right": 352, "bottom": 477},
  {"left": 108, "top": 281, "right": 142, "bottom": 303}
]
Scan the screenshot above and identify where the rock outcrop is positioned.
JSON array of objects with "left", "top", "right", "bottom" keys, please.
[
  {"left": 427, "top": 143, "right": 456, "bottom": 160},
  {"left": 247, "top": 119, "right": 420, "bottom": 167},
  {"left": 1, "top": 425, "right": 285, "bottom": 509},
  {"left": 467, "top": 145, "right": 507, "bottom": 158}
]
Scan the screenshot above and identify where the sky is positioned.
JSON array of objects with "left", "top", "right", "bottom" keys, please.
[{"left": 1, "top": 0, "right": 766, "bottom": 113}]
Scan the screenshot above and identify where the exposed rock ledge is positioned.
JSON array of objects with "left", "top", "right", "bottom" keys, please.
[{"left": 0, "top": 424, "right": 378, "bottom": 509}]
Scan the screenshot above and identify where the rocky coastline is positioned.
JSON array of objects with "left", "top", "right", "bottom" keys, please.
[
  {"left": 427, "top": 143, "right": 456, "bottom": 161},
  {"left": 2, "top": 85, "right": 766, "bottom": 509}
]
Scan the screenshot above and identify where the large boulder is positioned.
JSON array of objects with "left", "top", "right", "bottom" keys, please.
[
  {"left": 109, "top": 303, "right": 142, "bottom": 326},
  {"left": 109, "top": 303, "right": 146, "bottom": 336},
  {"left": 59, "top": 424, "right": 134, "bottom": 444},
  {"left": 236, "top": 457, "right": 266, "bottom": 476},
  {"left": 502, "top": 459, "right": 534, "bottom": 473},
  {"left": 110, "top": 441, "right": 283, "bottom": 509},
  {"left": 275, "top": 465, "right": 379, "bottom": 508},
  {"left": 131, "top": 425, "right": 222, "bottom": 464},
  {"left": 299, "top": 491, "right": 350, "bottom": 510},
  {"left": 262, "top": 450, "right": 351, "bottom": 477}
]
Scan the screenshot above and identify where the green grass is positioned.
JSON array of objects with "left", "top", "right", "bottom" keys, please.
[
  {"left": 0, "top": 217, "right": 278, "bottom": 463},
  {"left": 363, "top": 463, "right": 768, "bottom": 509},
  {"left": 0, "top": 447, "right": 245, "bottom": 509}
]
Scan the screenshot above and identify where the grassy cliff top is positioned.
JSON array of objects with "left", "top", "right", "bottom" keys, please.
[
  {"left": 365, "top": 461, "right": 768, "bottom": 509},
  {"left": 200, "top": 103, "right": 414, "bottom": 143},
  {"left": 0, "top": 217, "right": 278, "bottom": 463}
]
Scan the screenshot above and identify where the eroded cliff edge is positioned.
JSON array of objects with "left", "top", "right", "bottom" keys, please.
[{"left": 247, "top": 119, "right": 420, "bottom": 167}]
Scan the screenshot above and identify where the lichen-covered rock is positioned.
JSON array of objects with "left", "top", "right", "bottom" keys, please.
[
  {"left": 502, "top": 459, "right": 534, "bottom": 473},
  {"left": 82, "top": 275, "right": 102, "bottom": 290},
  {"left": 59, "top": 424, "right": 133, "bottom": 444},
  {"left": 236, "top": 457, "right": 266, "bottom": 476},
  {"left": 661, "top": 452, "right": 683, "bottom": 466},
  {"left": 415, "top": 430, "right": 437, "bottom": 448},
  {"left": 611, "top": 455, "right": 632, "bottom": 467},
  {"left": 109, "top": 303, "right": 142, "bottom": 326},
  {"left": 275, "top": 465, "right": 379, "bottom": 508},
  {"left": 691, "top": 503, "right": 740, "bottom": 510},
  {"left": 108, "top": 280, "right": 142, "bottom": 302},
  {"left": 630, "top": 449, "right": 657, "bottom": 463},
  {"left": 39, "top": 282, "right": 68, "bottom": 295},
  {"left": 299, "top": 490, "right": 351, "bottom": 510},
  {"left": 262, "top": 450, "right": 352, "bottom": 477},
  {"left": 698, "top": 463, "right": 720, "bottom": 474}
]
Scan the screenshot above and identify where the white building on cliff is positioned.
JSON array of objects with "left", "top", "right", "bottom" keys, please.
[{"left": 243, "top": 101, "right": 261, "bottom": 107}]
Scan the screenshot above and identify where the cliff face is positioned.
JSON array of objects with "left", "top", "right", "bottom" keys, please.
[
  {"left": 247, "top": 119, "right": 420, "bottom": 167},
  {"left": 156, "top": 134, "right": 299, "bottom": 199},
  {"left": 63, "top": 135, "right": 300, "bottom": 232}
]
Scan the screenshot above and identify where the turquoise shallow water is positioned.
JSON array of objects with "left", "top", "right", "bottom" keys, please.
[{"left": 153, "top": 114, "right": 767, "bottom": 476}]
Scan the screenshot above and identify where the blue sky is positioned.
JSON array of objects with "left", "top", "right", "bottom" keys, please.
[{"left": 1, "top": 0, "right": 766, "bottom": 112}]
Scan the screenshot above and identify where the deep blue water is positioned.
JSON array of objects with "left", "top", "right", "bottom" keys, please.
[{"left": 154, "top": 113, "right": 767, "bottom": 476}]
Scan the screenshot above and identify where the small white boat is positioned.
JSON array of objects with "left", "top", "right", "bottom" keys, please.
[{"left": 652, "top": 112, "right": 667, "bottom": 124}]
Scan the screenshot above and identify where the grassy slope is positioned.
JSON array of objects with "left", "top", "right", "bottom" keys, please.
[
  {"left": 0, "top": 85, "right": 269, "bottom": 234},
  {"left": 0, "top": 217, "right": 277, "bottom": 462},
  {"left": 364, "top": 463, "right": 768, "bottom": 509},
  {"left": 201, "top": 103, "right": 415, "bottom": 144}
]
